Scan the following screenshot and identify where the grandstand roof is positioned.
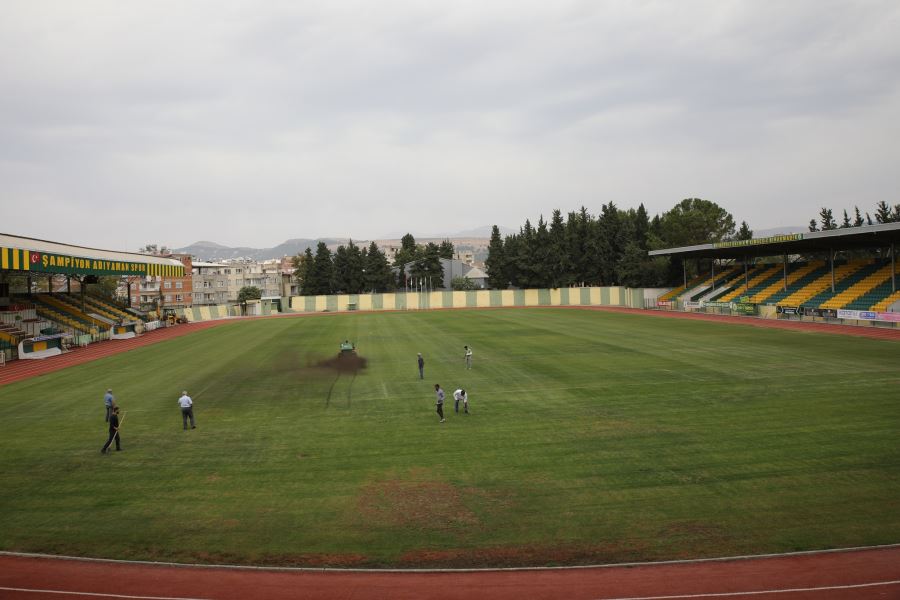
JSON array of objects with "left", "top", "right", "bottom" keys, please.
[
  {"left": 649, "top": 222, "right": 900, "bottom": 260},
  {"left": 1, "top": 233, "right": 185, "bottom": 277}
]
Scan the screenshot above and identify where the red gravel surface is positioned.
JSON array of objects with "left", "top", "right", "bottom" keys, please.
[{"left": 2, "top": 309, "right": 898, "bottom": 598}]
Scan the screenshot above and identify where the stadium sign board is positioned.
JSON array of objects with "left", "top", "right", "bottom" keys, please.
[
  {"left": 712, "top": 233, "right": 803, "bottom": 249},
  {"left": 1, "top": 246, "right": 183, "bottom": 277},
  {"left": 837, "top": 309, "right": 900, "bottom": 323}
]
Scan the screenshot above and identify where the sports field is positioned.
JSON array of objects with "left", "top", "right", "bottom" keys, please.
[{"left": 1, "top": 308, "right": 898, "bottom": 568}]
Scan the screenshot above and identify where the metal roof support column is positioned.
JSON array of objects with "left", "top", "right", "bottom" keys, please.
[
  {"left": 683, "top": 261, "right": 687, "bottom": 289},
  {"left": 892, "top": 243, "right": 896, "bottom": 293},
  {"left": 830, "top": 248, "right": 835, "bottom": 293},
  {"left": 712, "top": 260, "right": 716, "bottom": 290},
  {"left": 783, "top": 254, "right": 788, "bottom": 292},
  {"left": 744, "top": 255, "right": 749, "bottom": 290}
]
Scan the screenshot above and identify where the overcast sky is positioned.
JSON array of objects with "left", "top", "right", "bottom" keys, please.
[{"left": 2, "top": 1, "right": 899, "bottom": 250}]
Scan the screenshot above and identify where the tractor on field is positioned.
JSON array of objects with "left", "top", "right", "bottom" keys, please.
[{"left": 339, "top": 340, "right": 356, "bottom": 358}]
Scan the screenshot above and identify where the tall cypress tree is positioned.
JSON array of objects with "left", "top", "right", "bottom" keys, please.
[
  {"left": 365, "top": 241, "right": 394, "bottom": 293},
  {"left": 308, "top": 242, "right": 334, "bottom": 295},
  {"left": 485, "top": 225, "right": 507, "bottom": 289}
]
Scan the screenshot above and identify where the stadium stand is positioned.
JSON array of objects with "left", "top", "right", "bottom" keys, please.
[
  {"left": 749, "top": 261, "right": 826, "bottom": 304},
  {"left": 802, "top": 261, "right": 881, "bottom": 308},
  {"left": 871, "top": 289, "right": 900, "bottom": 312},
  {"left": 819, "top": 263, "right": 894, "bottom": 310},
  {"left": 24, "top": 295, "right": 103, "bottom": 336},
  {"left": 688, "top": 265, "right": 743, "bottom": 302},
  {"left": 714, "top": 264, "right": 783, "bottom": 302},
  {"left": 657, "top": 272, "right": 710, "bottom": 301},
  {"left": 776, "top": 260, "right": 870, "bottom": 307}
]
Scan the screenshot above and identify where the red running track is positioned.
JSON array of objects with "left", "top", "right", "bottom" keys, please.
[{"left": 0, "top": 546, "right": 899, "bottom": 600}]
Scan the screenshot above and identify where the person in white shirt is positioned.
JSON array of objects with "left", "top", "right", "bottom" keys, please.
[
  {"left": 178, "top": 390, "right": 196, "bottom": 430},
  {"left": 453, "top": 388, "right": 469, "bottom": 414},
  {"left": 464, "top": 345, "right": 473, "bottom": 369}
]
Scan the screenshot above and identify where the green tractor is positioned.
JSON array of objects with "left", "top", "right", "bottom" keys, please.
[{"left": 339, "top": 340, "right": 356, "bottom": 357}]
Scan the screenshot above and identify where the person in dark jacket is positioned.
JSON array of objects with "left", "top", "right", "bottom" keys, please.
[
  {"left": 101, "top": 406, "right": 122, "bottom": 453},
  {"left": 417, "top": 353, "right": 425, "bottom": 379}
]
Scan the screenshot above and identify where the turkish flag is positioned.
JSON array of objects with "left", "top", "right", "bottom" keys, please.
[{"left": 31, "top": 252, "right": 40, "bottom": 264}]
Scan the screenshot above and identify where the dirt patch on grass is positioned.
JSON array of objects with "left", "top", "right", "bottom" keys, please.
[
  {"left": 315, "top": 353, "right": 368, "bottom": 374},
  {"left": 357, "top": 479, "right": 480, "bottom": 531}
]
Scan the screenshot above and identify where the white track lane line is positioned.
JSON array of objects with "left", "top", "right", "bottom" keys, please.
[
  {"left": 0, "top": 588, "right": 211, "bottom": 600},
  {"left": 591, "top": 579, "right": 900, "bottom": 599},
  {"left": 2, "top": 580, "right": 899, "bottom": 600}
]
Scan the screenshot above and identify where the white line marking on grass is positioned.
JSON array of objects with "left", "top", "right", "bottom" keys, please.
[
  {"left": 590, "top": 579, "right": 900, "bottom": 599},
  {"left": 0, "top": 587, "right": 213, "bottom": 600}
]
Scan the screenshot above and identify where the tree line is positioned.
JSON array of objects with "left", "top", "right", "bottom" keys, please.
[
  {"left": 485, "top": 198, "right": 751, "bottom": 289},
  {"left": 293, "top": 235, "right": 455, "bottom": 295},
  {"left": 808, "top": 201, "right": 900, "bottom": 231},
  {"left": 291, "top": 198, "right": 897, "bottom": 295}
]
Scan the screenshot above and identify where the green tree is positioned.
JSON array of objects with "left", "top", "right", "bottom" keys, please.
[
  {"left": 808, "top": 219, "right": 819, "bottom": 232},
  {"left": 484, "top": 225, "right": 507, "bottom": 289},
  {"left": 819, "top": 208, "right": 837, "bottom": 230},
  {"left": 364, "top": 241, "right": 394, "bottom": 293},
  {"left": 296, "top": 248, "right": 314, "bottom": 295},
  {"left": 307, "top": 242, "right": 334, "bottom": 295},
  {"left": 853, "top": 207, "right": 864, "bottom": 227},
  {"left": 438, "top": 239, "right": 455, "bottom": 259},
  {"left": 409, "top": 243, "right": 444, "bottom": 289},
  {"left": 736, "top": 221, "right": 753, "bottom": 240},
  {"left": 451, "top": 276, "right": 475, "bottom": 290},
  {"left": 94, "top": 276, "right": 122, "bottom": 301},
  {"left": 237, "top": 286, "right": 262, "bottom": 314},
  {"left": 658, "top": 198, "right": 736, "bottom": 247},
  {"left": 547, "top": 210, "right": 571, "bottom": 287},
  {"left": 840, "top": 210, "right": 852, "bottom": 228},
  {"left": 875, "top": 201, "right": 893, "bottom": 224}
]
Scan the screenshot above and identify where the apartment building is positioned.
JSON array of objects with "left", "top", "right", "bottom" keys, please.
[
  {"left": 191, "top": 258, "right": 292, "bottom": 305},
  {"left": 127, "top": 253, "right": 193, "bottom": 312}
]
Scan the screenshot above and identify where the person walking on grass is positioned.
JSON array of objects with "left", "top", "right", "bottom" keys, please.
[
  {"left": 101, "top": 406, "right": 122, "bottom": 453},
  {"left": 417, "top": 353, "right": 425, "bottom": 379},
  {"left": 178, "top": 390, "right": 196, "bottom": 430},
  {"left": 434, "top": 384, "right": 445, "bottom": 423},
  {"left": 464, "top": 345, "right": 473, "bottom": 369},
  {"left": 453, "top": 388, "right": 469, "bottom": 414},
  {"left": 104, "top": 388, "right": 116, "bottom": 422}
]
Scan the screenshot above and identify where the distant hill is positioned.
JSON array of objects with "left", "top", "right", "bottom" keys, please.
[
  {"left": 174, "top": 227, "right": 510, "bottom": 261},
  {"left": 174, "top": 238, "right": 343, "bottom": 261},
  {"left": 754, "top": 226, "right": 807, "bottom": 237}
]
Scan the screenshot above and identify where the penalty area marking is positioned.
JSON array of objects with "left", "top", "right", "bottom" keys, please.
[
  {"left": 590, "top": 579, "right": 900, "bottom": 599},
  {"left": 0, "top": 588, "right": 211, "bottom": 600}
]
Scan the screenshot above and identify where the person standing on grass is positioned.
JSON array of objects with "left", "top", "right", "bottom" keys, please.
[
  {"left": 101, "top": 406, "right": 122, "bottom": 453},
  {"left": 434, "top": 384, "right": 445, "bottom": 423},
  {"left": 104, "top": 388, "right": 116, "bottom": 422},
  {"left": 464, "top": 345, "right": 473, "bottom": 369},
  {"left": 453, "top": 388, "right": 468, "bottom": 414},
  {"left": 178, "top": 390, "right": 196, "bottom": 430},
  {"left": 417, "top": 353, "right": 425, "bottom": 380}
]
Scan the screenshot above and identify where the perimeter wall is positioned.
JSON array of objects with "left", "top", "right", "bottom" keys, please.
[{"left": 288, "top": 287, "right": 644, "bottom": 313}]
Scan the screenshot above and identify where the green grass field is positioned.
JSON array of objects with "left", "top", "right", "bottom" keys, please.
[{"left": 1, "top": 308, "right": 898, "bottom": 567}]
